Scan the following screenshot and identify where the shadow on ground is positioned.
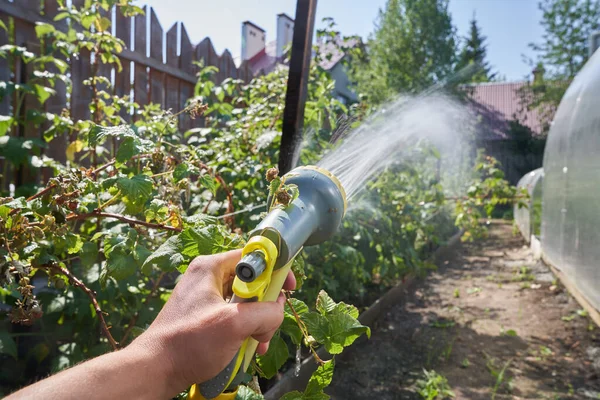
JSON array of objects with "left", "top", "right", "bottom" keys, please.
[{"left": 328, "top": 221, "right": 600, "bottom": 400}]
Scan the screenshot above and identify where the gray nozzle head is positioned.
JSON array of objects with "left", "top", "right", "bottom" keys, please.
[{"left": 235, "top": 251, "right": 267, "bottom": 283}]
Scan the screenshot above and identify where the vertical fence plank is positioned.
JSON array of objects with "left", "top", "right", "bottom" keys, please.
[
  {"left": 71, "top": 50, "right": 92, "bottom": 122},
  {"left": 114, "top": 7, "right": 132, "bottom": 122},
  {"left": 238, "top": 60, "right": 252, "bottom": 83},
  {"left": 43, "top": 2, "right": 69, "bottom": 167},
  {"left": 165, "top": 23, "right": 179, "bottom": 115},
  {"left": 0, "top": 13, "right": 10, "bottom": 193},
  {"left": 222, "top": 50, "right": 235, "bottom": 80},
  {"left": 70, "top": 0, "right": 91, "bottom": 123},
  {"left": 0, "top": 13, "right": 9, "bottom": 116},
  {"left": 13, "top": 18, "right": 42, "bottom": 185},
  {"left": 133, "top": 6, "right": 148, "bottom": 109},
  {"left": 149, "top": 8, "right": 164, "bottom": 107},
  {"left": 179, "top": 24, "right": 194, "bottom": 131}
]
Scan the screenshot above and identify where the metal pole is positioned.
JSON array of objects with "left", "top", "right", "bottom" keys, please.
[{"left": 278, "top": 0, "right": 318, "bottom": 174}]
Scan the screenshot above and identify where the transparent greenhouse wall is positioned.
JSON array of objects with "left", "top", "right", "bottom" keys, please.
[
  {"left": 514, "top": 168, "right": 543, "bottom": 242},
  {"left": 541, "top": 50, "right": 600, "bottom": 311}
]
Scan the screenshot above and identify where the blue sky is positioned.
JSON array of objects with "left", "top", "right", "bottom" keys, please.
[{"left": 138, "top": 0, "right": 544, "bottom": 81}]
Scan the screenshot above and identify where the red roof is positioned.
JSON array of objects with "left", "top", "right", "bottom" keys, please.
[
  {"left": 247, "top": 41, "right": 278, "bottom": 75},
  {"left": 465, "top": 82, "right": 544, "bottom": 140}
]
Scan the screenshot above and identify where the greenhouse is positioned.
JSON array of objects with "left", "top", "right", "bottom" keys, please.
[{"left": 540, "top": 49, "right": 600, "bottom": 313}]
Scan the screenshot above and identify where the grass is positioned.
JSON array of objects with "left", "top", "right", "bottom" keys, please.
[
  {"left": 486, "top": 356, "right": 513, "bottom": 400},
  {"left": 417, "top": 369, "right": 455, "bottom": 400},
  {"left": 430, "top": 319, "right": 456, "bottom": 329},
  {"left": 512, "top": 266, "right": 535, "bottom": 282},
  {"left": 467, "top": 287, "right": 482, "bottom": 295}
]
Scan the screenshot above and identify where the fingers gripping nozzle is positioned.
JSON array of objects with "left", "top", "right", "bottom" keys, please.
[{"left": 192, "top": 166, "right": 347, "bottom": 399}]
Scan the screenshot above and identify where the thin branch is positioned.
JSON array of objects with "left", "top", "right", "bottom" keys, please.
[
  {"left": 66, "top": 211, "right": 182, "bottom": 232},
  {"left": 49, "top": 263, "right": 118, "bottom": 351},
  {"left": 197, "top": 163, "right": 235, "bottom": 229},
  {"left": 91, "top": 159, "right": 115, "bottom": 176},
  {"left": 285, "top": 292, "right": 325, "bottom": 366},
  {"left": 26, "top": 183, "right": 58, "bottom": 202},
  {"left": 90, "top": 153, "right": 153, "bottom": 178}
]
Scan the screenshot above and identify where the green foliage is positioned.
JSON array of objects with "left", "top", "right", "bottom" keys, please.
[
  {"left": 454, "top": 152, "right": 528, "bottom": 241},
  {"left": 530, "top": 0, "right": 600, "bottom": 79},
  {"left": 519, "top": 0, "right": 600, "bottom": 133},
  {"left": 486, "top": 357, "right": 513, "bottom": 399},
  {"left": 350, "top": 0, "right": 457, "bottom": 104},
  {"left": 0, "top": 4, "right": 523, "bottom": 397},
  {"left": 455, "top": 14, "right": 496, "bottom": 83},
  {"left": 417, "top": 369, "right": 455, "bottom": 400},
  {"left": 280, "top": 360, "right": 334, "bottom": 400}
]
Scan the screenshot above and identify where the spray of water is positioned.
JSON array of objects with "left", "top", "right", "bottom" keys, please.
[{"left": 317, "top": 92, "right": 475, "bottom": 199}]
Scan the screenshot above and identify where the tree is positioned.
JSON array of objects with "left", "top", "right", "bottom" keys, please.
[
  {"left": 351, "top": 0, "right": 457, "bottom": 104},
  {"left": 520, "top": 0, "right": 600, "bottom": 133},
  {"left": 531, "top": 0, "right": 600, "bottom": 79},
  {"left": 455, "top": 14, "right": 496, "bottom": 83}
]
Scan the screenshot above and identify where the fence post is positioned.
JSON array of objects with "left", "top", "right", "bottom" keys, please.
[{"left": 278, "top": 0, "right": 318, "bottom": 174}]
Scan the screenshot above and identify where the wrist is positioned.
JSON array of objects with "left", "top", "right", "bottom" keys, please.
[{"left": 125, "top": 333, "right": 184, "bottom": 398}]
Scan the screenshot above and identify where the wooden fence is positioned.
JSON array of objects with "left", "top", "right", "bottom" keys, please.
[
  {"left": 480, "top": 139, "right": 545, "bottom": 186},
  {"left": 0, "top": 0, "right": 263, "bottom": 189}
]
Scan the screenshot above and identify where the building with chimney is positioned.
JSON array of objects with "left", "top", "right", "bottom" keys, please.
[{"left": 241, "top": 13, "right": 358, "bottom": 104}]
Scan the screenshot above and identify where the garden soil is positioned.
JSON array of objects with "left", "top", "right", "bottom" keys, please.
[{"left": 327, "top": 221, "right": 600, "bottom": 399}]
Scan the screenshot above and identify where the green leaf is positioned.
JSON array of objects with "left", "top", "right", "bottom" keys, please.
[
  {"left": 35, "top": 23, "right": 56, "bottom": 37},
  {"left": 173, "top": 163, "right": 189, "bottom": 182},
  {"left": 103, "top": 251, "right": 136, "bottom": 282},
  {"left": 142, "top": 235, "right": 186, "bottom": 273},
  {"left": 179, "top": 225, "right": 224, "bottom": 258},
  {"left": 280, "top": 392, "right": 304, "bottom": 400},
  {"left": 0, "top": 19, "right": 7, "bottom": 32},
  {"left": 144, "top": 199, "right": 169, "bottom": 222},
  {"left": 88, "top": 124, "right": 138, "bottom": 147},
  {"left": 116, "top": 174, "right": 154, "bottom": 214},
  {"left": 305, "top": 359, "right": 335, "bottom": 396},
  {"left": 0, "top": 330, "right": 18, "bottom": 360},
  {"left": 115, "top": 137, "right": 136, "bottom": 165},
  {"left": 33, "top": 84, "right": 55, "bottom": 105},
  {"left": 133, "top": 244, "right": 152, "bottom": 267},
  {"left": 257, "top": 334, "right": 288, "bottom": 379},
  {"left": 303, "top": 306, "right": 370, "bottom": 355},
  {"left": 53, "top": 12, "right": 70, "bottom": 21},
  {"left": 214, "top": 86, "right": 225, "bottom": 102},
  {"left": 333, "top": 302, "right": 359, "bottom": 319},
  {"left": 66, "top": 233, "right": 84, "bottom": 254},
  {"left": 95, "top": 16, "right": 111, "bottom": 32},
  {"left": 235, "top": 386, "right": 265, "bottom": 400},
  {"left": 81, "top": 14, "right": 97, "bottom": 30},
  {"left": 282, "top": 298, "right": 309, "bottom": 345},
  {"left": 79, "top": 242, "right": 99, "bottom": 267},
  {"left": 316, "top": 290, "right": 336, "bottom": 315},
  {"left": 0, "top": 115, "right": 12, "bottom": 136},
  {"left": 199, "top": 174, "right": 217, "bottom": 195},
  {"left": 286, "top": 298, "right": 309, "bottom": 316},
  {"left": 115, "top": 136, "right": 154, "bottom": 166}
]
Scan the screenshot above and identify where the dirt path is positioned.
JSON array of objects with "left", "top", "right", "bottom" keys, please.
[{"left": 327, "top": 221, "right": 600, "bottom": 399}]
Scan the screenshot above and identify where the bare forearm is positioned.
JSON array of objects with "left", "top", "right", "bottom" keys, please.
[{"left": 7, "top": 344, "right": 176, "bottom": 400}]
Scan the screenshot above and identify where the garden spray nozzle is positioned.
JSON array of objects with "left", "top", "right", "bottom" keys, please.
[{"left": 191, "top": 166, "right": 347, "bottom": 400}]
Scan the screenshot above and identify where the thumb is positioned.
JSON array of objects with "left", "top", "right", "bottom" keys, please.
[{"left": 231, "top": 301, "right": 285, "bottom": 343}]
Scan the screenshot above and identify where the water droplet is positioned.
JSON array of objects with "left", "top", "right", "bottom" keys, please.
[{"left": 295, "top": 345, "right": 301, "bottom": 377}]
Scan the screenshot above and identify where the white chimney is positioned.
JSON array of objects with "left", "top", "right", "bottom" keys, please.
[
  {"left": 590, "top": 31, "right": 600, "bottom": 57},
  {"left": 276, "top": 13, "right": 294, "bottom": 59},
  {"left": 241, "top": 21, "right": 266, "bottom": 61}
]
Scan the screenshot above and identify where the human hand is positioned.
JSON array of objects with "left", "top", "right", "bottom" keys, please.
[{"left": 128, "top": 250, "right": 296, "bottom": 396}]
